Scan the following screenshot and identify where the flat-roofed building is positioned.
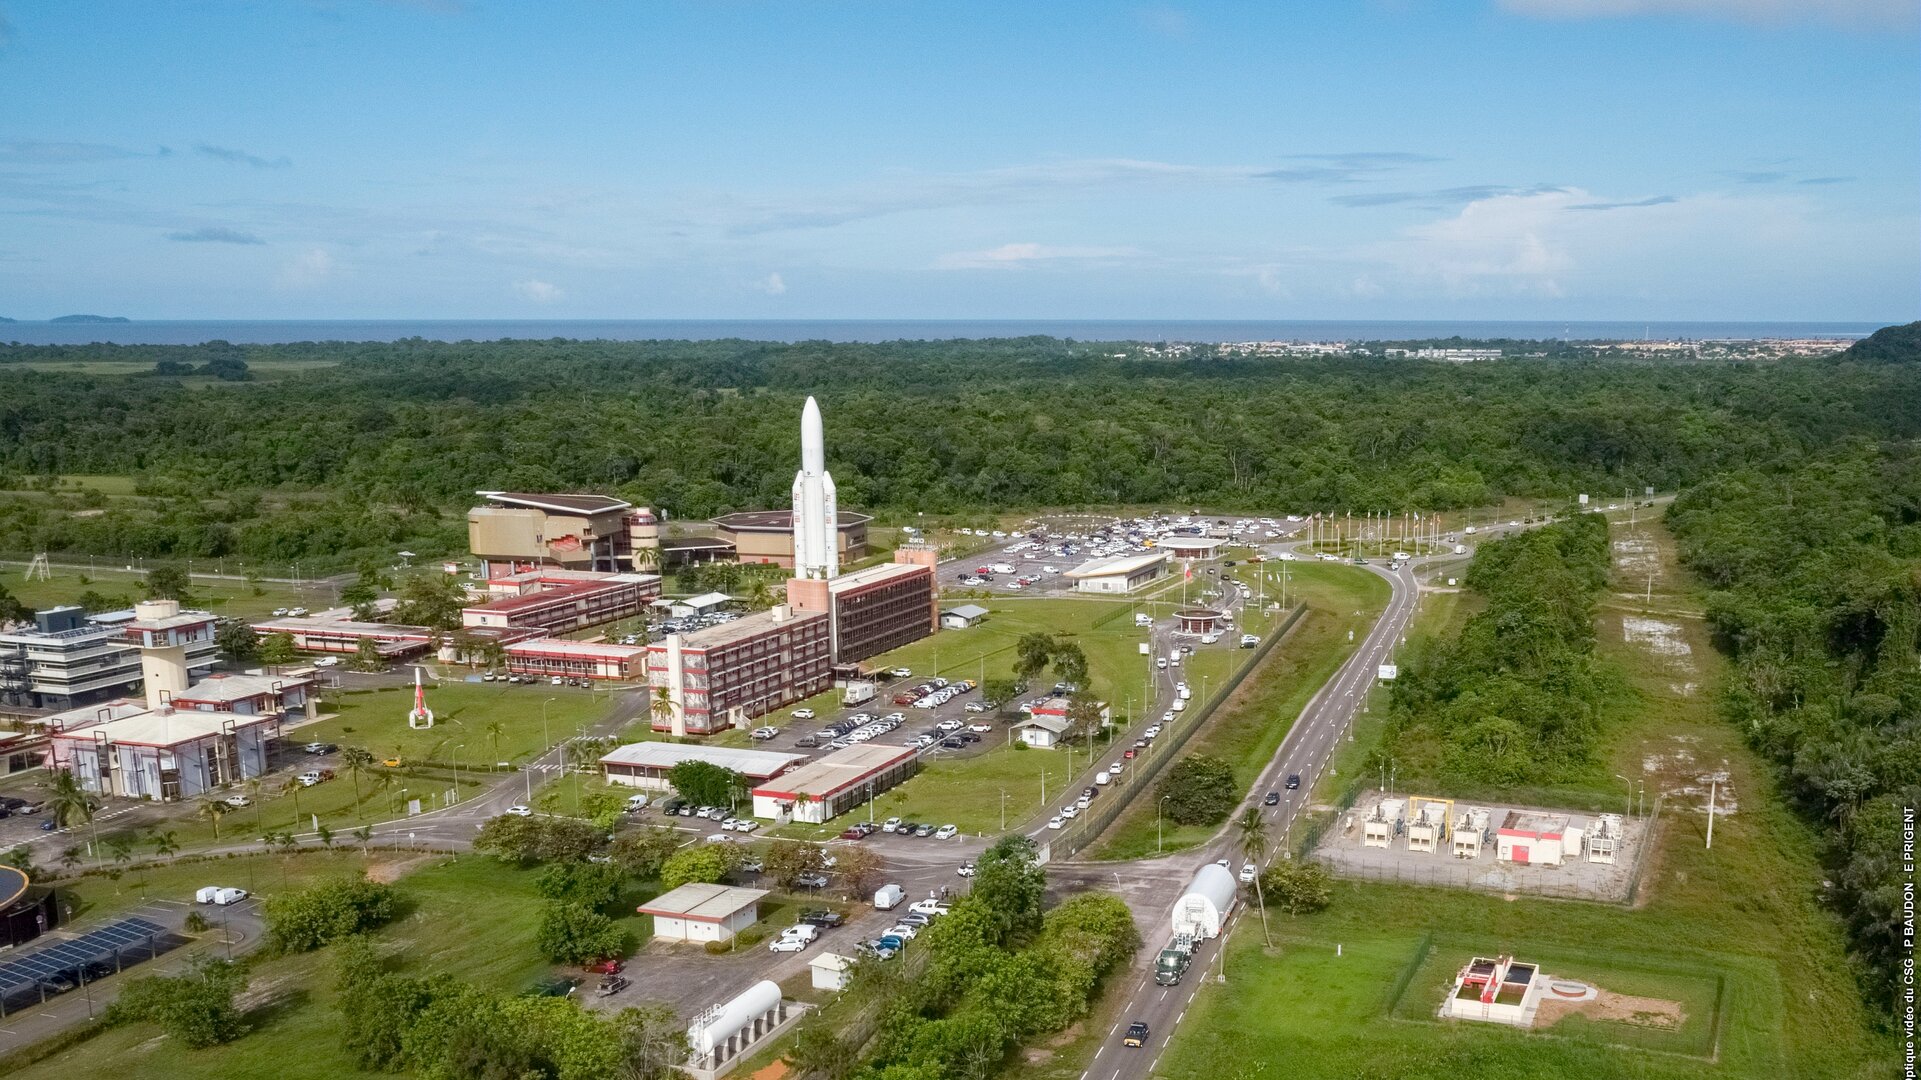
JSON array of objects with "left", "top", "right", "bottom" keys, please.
[
  {"left": 504, "top": 639, "right": 648, "bottom": 682},
  {"left": 1, "top": 605, "right": 218, "bottom": 710},
  {"left": 169, "top": 672, "right": 318, "bottom": 721},
  {"left": 785, "top": 548, "right": 938, "bottom": 665},
  {"left": 599, "top": 742, "right": 807, "bottom": 792},
  {"left": 468, "top": 491, "right": 640, "bottom": 575},
  {"left": 1157, "top": 536, "right": 1228, "bottom": 560},
  {"left": 636, "top": 883, "right": 768, "bottom": 943},
  {"left": 648, "top": 605, "right": 832, "bottom": 736},
  {"left": 48, "top": 700, "right": 282, "bottom": 800},
  {"left": 940, "top": 604, "right": 990, "bottom": 629},
  {"left": 460, "top": 571, "right": 661, "bottom": 636},
  {"left": 1064, "top": 552, "right": 1168, "bottom": 594},
  {"left": 749, "top": 743, "right": 918, "bottom": 823},
  {"left": 1496, "top": 810, "right": 1570, "bottom": 866},
  {"left": 249, "top": 615, "right": 438, "bottom": 659},
  {"left": 712, "top": 510, "right": 871, "bottom": 569}
]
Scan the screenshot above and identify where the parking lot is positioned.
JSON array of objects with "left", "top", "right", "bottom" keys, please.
[{"left": 942, "top": 513, "right": 1307, "bottom": 595}]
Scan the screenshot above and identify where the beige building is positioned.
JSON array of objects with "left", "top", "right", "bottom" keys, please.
[
  {"left": 712, "top": 510, "right": 871, "bottom": 569},
  {"left": 468, "top": 492, "right": 658, "bottom": 575}
]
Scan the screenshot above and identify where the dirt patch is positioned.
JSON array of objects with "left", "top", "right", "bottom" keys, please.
[
  {"left": 236, "top": 970, "right": 297, "bottom": 1012},
  {"left": 365, "top": 853, "right": 438, "bottom": 884},
  {"left": 1622, "top": 617, "right": 1692, "bottom": 661},
  {"left": 1612, "top": 533, "right": 1661, "bottom": 581},
  {"left": 1536, "top": 989, "right": 1685, "bottom": 1030},
  {"left": 1642, "top": 737, "right": 1737, "bottom": 814}
]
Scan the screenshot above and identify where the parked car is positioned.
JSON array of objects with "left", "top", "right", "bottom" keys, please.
[
  {"left": 583, "top": 957, "right": 624, "bottom": 975},
  {"left": 302, "top": 742, "right": 337, "bottom": 755},
  {"left": 223, "top": 795, "right": 251, "bottom": 808},
  {"left": 769, "top": 936, "right": 808, "bottom": 953},
  {"left": 504, "top": 805, "right": 533, "bottom": 817},
  {"left": 794, "top": 873, "right": 830, "bottom": 889},
  {"left": 297, "top": 769, "right": 333, "bottom": 786},
  {"left": 800, "top": 910, "right": 844, "bottom": 928},
  {"left": 908, "top": 898, "right": 951, "bottom": 916},
  {"left": 935, "top": 824, "right": 958, "bottom": 840},
  {"left": 956, "top": 862, "right": 975, "bottom": 877},
  {"left": 595, "top": 974, "right": 631, "bottom": 996},
  {"left": 792, "top": 708, "right": 816, "bottom": 720}
]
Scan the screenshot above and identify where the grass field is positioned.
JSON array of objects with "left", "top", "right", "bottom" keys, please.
[
  {"left": 1141, "top": 514, "right": 1893, "bottom": 1080},
  {"left": 305, "top": 681, "right": 614, "bottom": 767},
  {"left": 1085, "top": 563, "right": 1389, "bottom": 859},
  {"left": 0, "top": 562, "right": 330, "bottom": 620}
]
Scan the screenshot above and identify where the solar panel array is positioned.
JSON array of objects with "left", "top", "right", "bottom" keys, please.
[{"left": 0, "top": 916, "right": 168, "bottom": 994}]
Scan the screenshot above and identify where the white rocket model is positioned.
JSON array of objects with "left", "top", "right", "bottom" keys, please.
[{"left": 792, "top": 396, "right": 839, "bottom": 579}]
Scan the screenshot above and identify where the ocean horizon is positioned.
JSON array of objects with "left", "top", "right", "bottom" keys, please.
[{"left": 0, "top": 318, "right": 1890, "bottom": 347}]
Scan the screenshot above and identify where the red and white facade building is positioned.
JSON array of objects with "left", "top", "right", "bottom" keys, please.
[
  {"left": 1495, "top": 810, "right": 1571, "bottom": 866},
  {"left": 647, "top": 604, "right": 831, "bottom": 736},
  {"left": 503, "top": 638, "right": 648, "bottom": 682},
  {"left": 461, "top": 570, "right": 661, "bottom": 636}
]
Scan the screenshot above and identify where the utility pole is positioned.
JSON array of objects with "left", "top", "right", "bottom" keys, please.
[{"left": 1705, "top": 779, "right": 1716, "bottom": 849}]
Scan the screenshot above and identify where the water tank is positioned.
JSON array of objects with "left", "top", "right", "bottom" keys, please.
[
  {"left": 1171, "top": 863, "right": 1238, "bottom": 939},
  {"left": 687, "top": 979, "right": 782, "bottom": 1058}
]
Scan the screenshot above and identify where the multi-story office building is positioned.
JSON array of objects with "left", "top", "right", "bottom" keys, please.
[
  {"left": 785, "top": 546, "right": 938, "bottom": 665},
  {"left": 647, "top": 604, "right": 831, "bottom": 736},
  {"left": 467, "top": 491, "right": 658, "bottom": 575},
  {"left": 461, "top": 569, "right": 661, "bottom": 636},
  {"left": 0, "top": 605, "right": 218, "bottom": 710}
]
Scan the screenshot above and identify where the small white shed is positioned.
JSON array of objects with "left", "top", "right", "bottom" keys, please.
[{"left": 810, "top": 952, "right": 854, "bottom": 992}]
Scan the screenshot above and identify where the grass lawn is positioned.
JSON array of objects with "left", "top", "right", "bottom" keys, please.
[
  {"left": 6, "top": 854, "right": 614, "bottom": 1080},
  {"left": 304, "top": 682, "right": 614, "bottom": 768},
  {"left": 1136, "top": 513, "right": 1891, "bottom": 1080},
  {"left": 0, "top": 562, "right": 327, "bottom": 620},
  {"left": 1086, "top": 564, "right": 1389, "bottom": 859},
  {"left": 49, "top": 849, "right": 374, "bottom": 926}
]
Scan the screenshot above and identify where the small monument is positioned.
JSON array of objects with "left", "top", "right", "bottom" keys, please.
[{"left": 406, "top": 667, "right": 435, "bottom": 729}]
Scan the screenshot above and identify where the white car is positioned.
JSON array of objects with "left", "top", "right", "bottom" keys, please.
[
  {"left": 297, "top": 771, "right": 326, "bottom": 786},
  {"left": 769, "top": 936, "right": 808, "bottom": 953},
  {"left": 780, "top": 923, "right": 820, "bottom": 943},
  {"left": 195, "top": 886, "right": 249, "bottom": 905},
  {"left": 1240, "top": 863, "right": 1258, "bottom": 884},
  {"left": 1058, "top": 805, "right": 1079, "bottom": 819},
  {"left": 1107, "top": 762, "right": 1124, "bottom": 775},
  {"left": 936, "top": 719, "right": 963, "bottom": 732},
  {"left": 731, "top": 819, "right": 759, "bottom": 833},
  {"left": 963, "top": 702, "right": 987, "bottom": 714},
  {"left": 885, "top": 923, "right": 919, "bottom": 939},
  {"left": 956, "top": 862, "right": 975, "bottom": 877},
  {"left": 1093, "top": 772, "right": 1111, "bottom": 786},
  {"left": 882, "top": 817, "right": 903, "bottom": 833},
  {"left": 792, "top": 708, "right": 816, "bottom": 720},
  {"left": 1047, "top": 815, "right": 1066, "bottom": 830},
  {"left": 313, "top": 656, "right": 340, "bottom": 668},
  {"left": 935, "top": 824, "right": 958, "bottom": 840},
  {"left": 909, "top": 898, "right": 951, "bottom": 916},
  {"left": 223, "top": 795, "right": 252, "bottom": 808},
  {"left": 271, "top": 608, "right": 289, "bottom": 616},
  {"left": 504, "top": 805, "right": 533, "bottom": 817},
  {"left": 750, "top": 726, "right": 780, "bottom": 740},
  {"left": 967, "top": 723, "right": 993, "bottom": 733}
]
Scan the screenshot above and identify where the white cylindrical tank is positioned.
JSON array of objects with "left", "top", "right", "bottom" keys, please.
[
  {"left": 1171, "top": 863, "right": 1238, "bottom": 939},
  {"left": 688, "top": 980, "right": 782, "bottom": 1058}
]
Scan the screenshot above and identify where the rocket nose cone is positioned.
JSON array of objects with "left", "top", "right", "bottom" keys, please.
[{"left": 801, "top": 396, "right": 825, "bottom": 472}]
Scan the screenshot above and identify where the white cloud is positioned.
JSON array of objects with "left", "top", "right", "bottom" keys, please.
[
  {"left": 755, "top": 272, "right": 786, "bottom": 295},
  {"left": 1499, "top": 0, "right": 1917, "bottom": 28},
  {"left": 512, "top": 278, "right": 564, "bottom": 303},
  {"left": 276, "top": 247, "right": 335, "bottom": 289},
  {"left": 934, "top": 242, "right": 1144, "bottom": 270}
]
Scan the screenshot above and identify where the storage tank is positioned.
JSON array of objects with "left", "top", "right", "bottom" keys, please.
[
  {"left": 1171, "top": 863, "right": 1238, "bottom": 939},
  {"left": 687, "top": 979, "right": 783, "bottom": 1058}
]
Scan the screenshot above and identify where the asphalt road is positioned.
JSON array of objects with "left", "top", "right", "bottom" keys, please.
[{"left": 1085, "top": 548, "right": 1436, "bottom": 1080}]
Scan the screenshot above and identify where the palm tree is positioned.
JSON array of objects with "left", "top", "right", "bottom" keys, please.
[
  {"left": 44, "top": 769, "right": 94, "bottom": 828},
  {"left": 353, "top": 825, "right": 374, "bottom": 852},
  {"left": 649, "top": 685, "right": 680, "bottom": 736},
  {"left": 745, "top": 577, "right": 775, "bottom": 610},
  {"left": 484, "top": 720, "right": 506, "bottom": 761},
  {"left": 149, "top": 830, "right": 179, "bottom": 860},
  {"left": 1235, "top": 806, "right": 1272, "bottom": 946},
  {"left": 199, "top": 799, "right": 228, "bottom": 840},
  {"left": 340, "top": 747, "right": 375, "bottom": 806},
  {"left": 58, "top": 845, "right": 84, "bottom": 873}
]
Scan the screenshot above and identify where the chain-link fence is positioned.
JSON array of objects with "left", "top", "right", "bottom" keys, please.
[{"left": 1051, "top": 603, "right": 1310, "bottom": 858}]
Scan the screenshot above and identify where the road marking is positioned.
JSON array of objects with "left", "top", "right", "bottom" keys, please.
[
  {"left": 1162, "top": 1035, "right": 1172, "bottom": 1046},
  {"left": 1160, "top": 988, "right": 1168, "bottom": 1001},
  {"left": 1178, "top": 1008, "right": 1187, "bottom": 1023}
]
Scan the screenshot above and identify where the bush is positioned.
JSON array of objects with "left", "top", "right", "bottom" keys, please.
[
  {"left": 660, "top": 845, "right": 731, "bottom": 890},
  {"left": 535, "top": 901, "right": 624, "bottom": 965},
  {"left": 264, "top": 879, "right": 399, "bottom": 952},
  {"left": 1258, "top": 860, "right": 1332, "bottom": 915},
  {"left": 473, "top": 813, "right": 604, "bottom": 865},
  {"left": 1155, "top": 755, "right": 1238, "bottom": 826},
  {"left": 533, "top": 861, "right": 626, "bottom": 909},
  {"left": 104, "top": 956, "right": 245, "bottom": 1048}
]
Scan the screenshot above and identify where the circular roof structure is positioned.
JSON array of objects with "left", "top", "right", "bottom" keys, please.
[
  {"left": 0, "top": 866, "right": 29, "bottom": 910},
  {"left": 1176, "top": 608, "right": 1223, "bottom": 619}
]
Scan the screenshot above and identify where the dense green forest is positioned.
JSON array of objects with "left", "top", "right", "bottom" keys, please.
[
  {"left": 2, "top": 333, "right": 1920, "bottom": 568},
  {"left": 1381, "top": 513, "right": 1615, "bottom": 785},
  {"left": 1666, "top": 441, "right": 1921, "bottom": 1011}
]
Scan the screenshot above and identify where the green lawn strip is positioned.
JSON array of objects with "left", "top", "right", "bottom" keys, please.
[
  {"left": 48, "top": 849, "right": 373, "bottom": 925},
  {"left": 1085, "top": 566, "right": 1389, "bottom": 860},
  {"left": 0, "top": 563, "right": 322, "bottom": 621},
  {"left": 303, "top": 682, "right": 613, "bottom": 767}
]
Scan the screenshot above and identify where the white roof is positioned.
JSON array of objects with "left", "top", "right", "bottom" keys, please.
[
  {"left": 506, "top": 639, "right": 647, "bottom": 660},
  {"left": 828, "top": 562, "right": 928, "bottom": 593},
  {"left": 637, "top": 883, "right": 767, "bottom": 920},
  {"left": 1161, "top": 536, "right": 1227, "bottom": 550},
  {"left": 599, "top": 741, "right": 806, "bottom": 778},
  {"left": 810, "top": 953, "right": 854, "bottom": 973},
  {"left": 171, "top": 673, "right": 312, "bottom": 704},
  {"left": 942, "top": 604, "right": 990, "bottom": 620},
  {"left": 1065, "top": 552, "right": 1168, "bottom": 579},
  {"left": 1015, "top": 715, "right": 1070, "bottom": 734},
  {"left": 52, "top": 706, "right": 276, "bottom": 748},
  {"left": 679, "top": 591, "right": 733, "bottom": 610},
  {"left": 752, "top": 743, "right": 916, "bottom": 800}
]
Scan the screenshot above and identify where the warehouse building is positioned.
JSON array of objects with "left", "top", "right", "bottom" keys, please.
[
  {"left": 940, "top": 604, "right": 989, "bottom": 629},
  {"left": 749, "top": 743, "right": 918, "bottom": 824},
  {"left": 785, "top": 547, "right": 939, "bottom": 664},
  {"left": 648, "top": 605, "right": 832, "bottom": 736},
  {"left": 503, "top": 639, "right": 649, "bottom": 682},
  {"left": 1063, "top": 552, "right": 1168, "bottom": 594},
  {"left": 461, "top": 570, "right": 661, "bottom": 636},
  {"left": 711, "top": 509, "right": 871, "bottom": 569},
  {"left": 599, "top": 742, "right": 807, "bottom": 792},
  {"left": 1, "top": 605, "right": 218, "bottom": 710},
  {"left": 468, "top": 491, "right": 654, "bottom": 576},
  {"left": 637, "top": 884, "right": 768, "bottom": 944}
]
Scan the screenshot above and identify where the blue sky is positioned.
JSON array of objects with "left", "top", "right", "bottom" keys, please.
[{"left": 1, "top": 0, "right": 1916, "bottom": 320}]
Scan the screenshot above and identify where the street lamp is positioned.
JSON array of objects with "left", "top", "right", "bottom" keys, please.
[
  {"left": 1613, "top": 774, "right": 1634, "bottom": 818},
  {"left": 1158, "top": 794, "right": 1172, "bottom": 853},
  {"left": 542, "top": 697, "right": 557, "bottom": 750}
]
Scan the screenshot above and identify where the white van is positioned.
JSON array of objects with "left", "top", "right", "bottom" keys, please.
[
  {"left": 1172, "top": 697, "right": 1187, "bottom": 712},
  {"left": 625, "top": 793, "right": 649, "bottom": 812},
  {"left": 197, "top": 886, "right": 248, "bottom": 905},
  {"left": 1168, "top": 652, "right": 1182, "bottom": 667},
  {"left": 990, "top": 563, "right": 1015, "bottom": 575},
  {"left": 874, "top": 883, "right": 905, "bottom": 910},
  {"left": 1134, "top": 613, "right": 1153, "bottom": 628}
]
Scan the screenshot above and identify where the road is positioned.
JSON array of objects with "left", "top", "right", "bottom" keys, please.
[{"left": 1083, "top": 547, "right": 1438, "bottom": 1080}]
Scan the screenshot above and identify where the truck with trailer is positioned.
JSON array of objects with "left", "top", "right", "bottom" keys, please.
[{"left": 1154, "top": 933, "right": 1197, "bottom": 985}]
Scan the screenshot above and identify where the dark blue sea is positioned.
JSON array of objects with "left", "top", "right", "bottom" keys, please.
[{"left": 0, "top": 318, "right": 1887, "bottom": 346}]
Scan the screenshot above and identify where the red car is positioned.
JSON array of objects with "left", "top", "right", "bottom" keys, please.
[
  {"left": 583, "top": 957, "right": 624, "bottom": 975},
  {"left": 840, "top": 827, "right": 867, "bottom": 840},
  {"left": 1123, "top": 748, "right": 1137, "bottom": 759}
]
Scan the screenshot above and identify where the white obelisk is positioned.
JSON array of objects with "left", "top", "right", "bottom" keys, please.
[{"left": 792, "top": 396, "right": 838, "bottom": 579}]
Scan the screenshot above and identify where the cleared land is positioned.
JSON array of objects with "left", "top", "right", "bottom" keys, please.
[
  {"left": 1148, "top": 515, "right": 1890, "bottom": 1079},
  {"left": 0, "top": 562, "right": 329, "bottom": 620}
]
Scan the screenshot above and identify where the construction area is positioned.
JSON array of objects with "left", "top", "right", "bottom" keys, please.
[{"left": 1308, "top": 791, "right": 1651, "bottom": 902}]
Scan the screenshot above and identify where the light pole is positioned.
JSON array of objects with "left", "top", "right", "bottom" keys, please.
[
  {"left": 542, "top": 697, "right": 557, "bottom": 751},
  {"left": 1613, "top": 774, "right": 1634, "bottom": 818},
  {"left": 1000, "top": 789, "right": 1009, "bottom": 831},
  {"left": 452, "top": 744, "right": 463, "bottom": 805},
  {"left": 1157, "top": 795, "right": 1172, "bottom": 853}
]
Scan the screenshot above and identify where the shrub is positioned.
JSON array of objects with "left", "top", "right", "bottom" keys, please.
[
  {"left": 104, "top": 957, "right": 244, "bottom": 1048},
  {"left": 1155, "top": 755, "right": 1237, "bottom": 826},
  {"left": 535, "top": 901, "right": 624, "bottom": 965},
  {"left": 264, "top": 879, "right": 398, "bottom": 952}
]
